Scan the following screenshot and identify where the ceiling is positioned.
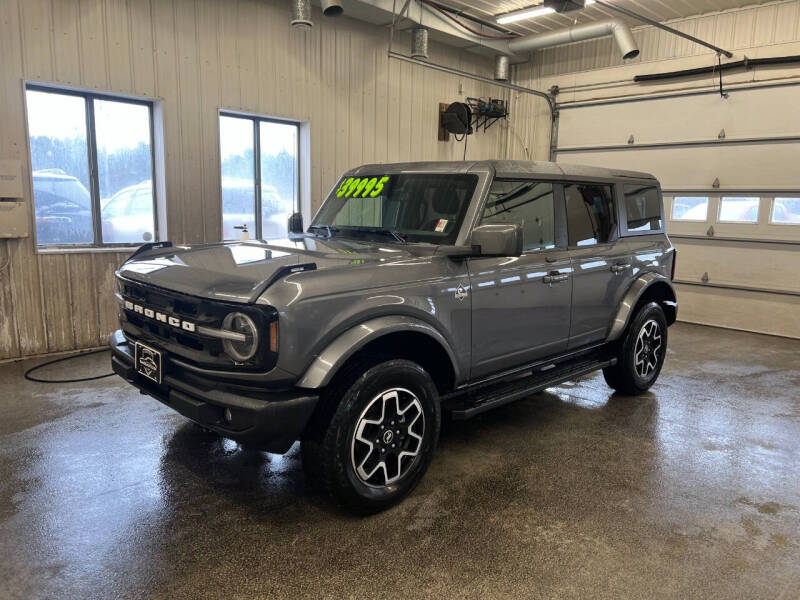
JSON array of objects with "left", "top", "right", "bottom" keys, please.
[{"left": 438, "top": 0, "right": 774, "bottom": 36}]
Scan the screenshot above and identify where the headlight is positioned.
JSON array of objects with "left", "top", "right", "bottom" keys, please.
[{"left": 222, "top": 312, "right": 259, "bottom": 362}]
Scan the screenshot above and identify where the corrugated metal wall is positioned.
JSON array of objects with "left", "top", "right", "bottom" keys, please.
[{"left": 0, "top": 0, "right": 510, "bottom": 361}]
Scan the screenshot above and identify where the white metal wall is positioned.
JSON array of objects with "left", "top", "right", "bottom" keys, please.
[{"left": 0, "top": 0, "right": 511, "bottom": 360}]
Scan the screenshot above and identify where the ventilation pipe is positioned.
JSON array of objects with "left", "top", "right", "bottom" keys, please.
[
  {"left": 290, "top": 0, "right": 313, "bottom": 29},
  {"left": 506, "top": 19, "right": 639, "bottom": 59},
  {"left": 320, "top": 0, "right": 343, "bottom": 17},
  {"left": 494, "top": 55, "right": 510, "bottom": 81},
  {"left": 411, "top": 28, "right": 429, "bottom": 59}
]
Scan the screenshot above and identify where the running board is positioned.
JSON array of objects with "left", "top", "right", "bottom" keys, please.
[{"left": 448, "top": 357, "right": 617, "bottom": 420}]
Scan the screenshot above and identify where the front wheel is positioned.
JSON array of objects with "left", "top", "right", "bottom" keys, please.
[
  {"left": 603, "top": 301, "right": 668, "bottom": 395},
  {"left": 302, "top": 358, "right": 440, "bottom": 514}
]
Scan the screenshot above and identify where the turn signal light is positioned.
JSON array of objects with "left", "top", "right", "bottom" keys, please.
[{"left": 269, "top": 321, "right": 279, "bottom": 353}]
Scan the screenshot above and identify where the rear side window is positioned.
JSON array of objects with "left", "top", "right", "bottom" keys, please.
[
  {"left": 482, "top": 180, "right": 555, "bottom": 251},
  {"left": 623, "top": 184, "right": 662, "bottom": 232},
  {"left": 565, "top": 183, "right": 616, "bottom": 247}
]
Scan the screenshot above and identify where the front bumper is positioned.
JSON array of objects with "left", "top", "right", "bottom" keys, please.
[{"left": 109, "top": 330, "right": 318, "bottom": 453}]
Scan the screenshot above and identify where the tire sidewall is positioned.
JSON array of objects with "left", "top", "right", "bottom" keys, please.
[
  {"left": 330, "top": 359, "right": 440, "bottom": 507},
  {"left": 622, "top": 302, "right": 668, "bottom": 392}
]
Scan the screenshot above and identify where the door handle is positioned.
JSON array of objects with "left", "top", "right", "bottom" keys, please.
[
  {"left": 610, "top": 263, "right": 630, "bottom": 274},
  {"left": 543, "top": 272, "right": 569, "bottom": 284}
]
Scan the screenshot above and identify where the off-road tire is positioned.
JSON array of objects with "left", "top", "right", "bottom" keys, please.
[
  {"left": 603, "top": 301, "right": 668, "bottom": 395},
  {"left": 301, "top": 356, "right": 440, "bottom": 514}
]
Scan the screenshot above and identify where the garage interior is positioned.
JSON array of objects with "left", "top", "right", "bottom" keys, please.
[{"left": 1, "top": 0, "right": 799, "bottom": 597}]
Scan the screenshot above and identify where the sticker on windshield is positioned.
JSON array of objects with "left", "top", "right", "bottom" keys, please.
[
  {"left": 335, "top": 176, "right": 390, "bottom": 199},
  {"left": 434, "top": 219, "right": 448, "bottom": 232}
]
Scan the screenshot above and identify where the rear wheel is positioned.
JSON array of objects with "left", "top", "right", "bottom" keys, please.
[
  {"left": 301, "top": 357, "right": 440, "bottom": 514},
  {"left": 603, "top": 301, "right": 668, "bottom": 395}
]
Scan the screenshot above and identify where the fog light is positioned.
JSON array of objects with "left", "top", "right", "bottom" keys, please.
[
  {"left": 222, "top": 312, "right": 259, "bottom": 362},
  {"left": 224, "top": 408, "right": 233, "bottom": 423}
]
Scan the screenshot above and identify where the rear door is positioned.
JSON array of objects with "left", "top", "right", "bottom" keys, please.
[
  {"left": 565, "top": 181, "right": 631, "bottom": 349},
  {"left": 468, "top": 179, "right": 572, "bottom": 378}
]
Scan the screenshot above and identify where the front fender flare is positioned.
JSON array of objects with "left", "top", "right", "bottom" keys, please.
[
  {"left": 607, "top": 273, "right": 676, "bottom": 342},
  {"left": 295, "top": 315, "right": 460, "bottom": 389}
]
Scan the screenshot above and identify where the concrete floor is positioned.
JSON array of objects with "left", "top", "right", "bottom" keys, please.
[{"left": 0, "top": 323, "right": 798, "bottom": 599}]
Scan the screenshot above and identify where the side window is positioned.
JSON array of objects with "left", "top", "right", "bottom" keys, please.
[
  {"left": 482, "top": 180, "right": 555, "bottom": 251},
  {"left": 623, "top": 184, "right": 662, "bottom": 232},
  {"left": 565, "top": 183, "right": 616, "bottom": 247}
]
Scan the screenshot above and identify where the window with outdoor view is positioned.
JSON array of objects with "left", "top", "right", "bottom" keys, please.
[
  {"left": 25, "top": 85, "right": 156, "bottom": 246},
  {"left": 219, "top": 113, "right": 299, "bottom": 241}
]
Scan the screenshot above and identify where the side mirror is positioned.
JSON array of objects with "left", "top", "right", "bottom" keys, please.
[
  {"left": 471, "top": 223, "right": 523, "bottom": 257},
  {"left": 288, "top": 212, "right": 304, "bottom": 234}
]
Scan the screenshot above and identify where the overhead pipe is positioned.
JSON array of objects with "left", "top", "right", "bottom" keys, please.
[
  {"left": 411, "top": 27, "right": 429, "bottom": 59},
  {"left": 290, "top": 0, "right": 313, "bottom": 29},
  {"left": 594, "top": 0, "right": 733, "bottom": 58},
  {"left": 494, "top": 55, "right": 510, "bottom": 82},
  {"left": 634, "top": 55, "right": 800, "bottom": 82},
  {"left": 505, "top": 19, "right": 639, "bottom": 60},
  {"left": 320, "top": 0, "right": 344, "bottom": 16}
]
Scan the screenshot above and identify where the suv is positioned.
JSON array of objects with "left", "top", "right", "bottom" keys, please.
[{"left": 110, "top": 161, "right": 677, "bottom": 513}]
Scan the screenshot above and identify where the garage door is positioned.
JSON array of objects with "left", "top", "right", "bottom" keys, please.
[{"left": 555, "top": 83, "right": 800, "bottom": 339}]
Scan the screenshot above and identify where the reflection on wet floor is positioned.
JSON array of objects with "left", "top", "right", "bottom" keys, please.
[{"left": 0, "top": 323, "right": 798, "bottom": 599}]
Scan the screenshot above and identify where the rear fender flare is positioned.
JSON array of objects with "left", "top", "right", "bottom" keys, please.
[{"left": 608, "top": 273, "right": 675, "bottom": 342}]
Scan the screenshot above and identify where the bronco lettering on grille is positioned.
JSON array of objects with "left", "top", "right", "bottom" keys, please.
[{"left": 123, "top": 300, "right": 196, "bottom": 332}]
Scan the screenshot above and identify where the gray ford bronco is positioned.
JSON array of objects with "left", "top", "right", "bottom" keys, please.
[{"left": 110, "top": 160, "right": 677, "bottom": 513}]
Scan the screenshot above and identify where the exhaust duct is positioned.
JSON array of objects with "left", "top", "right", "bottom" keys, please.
[
  {"left": 411, "top": 28, "right": 429, "bottom": 59},
  {"left": 507, "top": 19, "right": 639, "bottom": 60},
  {"left": 494, "top": 55, "right": 510, "bottom": 81},
  {"left": 290, "top": 0, "right": 313, "bottom": 29},
  {"left": 320, "top": 0, "right": 343, "bottom": 17}
]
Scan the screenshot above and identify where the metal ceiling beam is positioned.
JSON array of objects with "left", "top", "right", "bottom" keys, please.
[{"left": 594, "top": 0, "right": 733, "bottom": 58}]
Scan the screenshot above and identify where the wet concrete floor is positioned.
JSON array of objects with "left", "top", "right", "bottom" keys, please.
[{"left": 0, "top": 323, "right": 798, "bottom": 599}]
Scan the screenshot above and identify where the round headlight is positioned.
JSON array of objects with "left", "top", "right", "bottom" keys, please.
[{"left": 222, "top": 312, "right": 259, "bottom": 362}]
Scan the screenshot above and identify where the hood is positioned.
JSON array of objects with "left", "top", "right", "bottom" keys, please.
[{"left": 117, "top": 237, "right": 431, "bottom": 304}]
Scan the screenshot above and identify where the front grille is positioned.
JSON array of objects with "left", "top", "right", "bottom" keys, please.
[{"left": 117, "top": 276, "right": 277, "bottom": 372}]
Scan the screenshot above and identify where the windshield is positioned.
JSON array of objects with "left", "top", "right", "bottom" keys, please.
[{"left": 312, "top": 173, "right": 479, "bottom": 245}]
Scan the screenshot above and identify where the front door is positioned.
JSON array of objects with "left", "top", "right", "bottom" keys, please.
[
  {"left": 563, "top": 181, "right": 631, "bottom": 348},
  {"left": 468, "top": 179, "right": 572, "bottom": 379}
]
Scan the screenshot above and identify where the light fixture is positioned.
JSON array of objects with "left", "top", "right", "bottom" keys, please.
[
  {"left": 496, "top": 6, "right": 554, "bottom": 24},
  {"left": 496, "top": 0, "right": 595, "bottom": 25}
]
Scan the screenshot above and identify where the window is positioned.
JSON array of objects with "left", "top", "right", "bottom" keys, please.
[
  {"left": 719, "top": 197, "right": 759, "bottom": 223},
  {"left": 623, "top": 184, "right": 662, "bottom": 232},
  {"left": 771, "top": 198, "right": 800, "bottom": 224},
  {"left": 672, "top": 196, "right": 709, "bottom": 221},
  {"left": 564, "top": 183, "right": 616, "bottom": 247},
  {"left": 219, "top": 113, "right": 298, "bottom": 240},
  {"left": 25, "top": 85, "right": 156, "bottom": 246},
  {"left": 482, "top": 180, "right": 555, "bottom": 251},
  {"left": 312, "top": 174, "right": 478, "bottom": 245}
]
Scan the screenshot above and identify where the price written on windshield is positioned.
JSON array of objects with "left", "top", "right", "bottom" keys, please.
[{"left": 336, "top": 176, "right": 390, "bottom": 199}]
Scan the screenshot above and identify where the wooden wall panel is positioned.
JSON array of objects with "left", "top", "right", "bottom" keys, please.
[
  {"left": 1, "top": 0, "right": 512, "bottom": 360},
  {"left": 68, "top": 253, "right": 101, "bottom": 349}
]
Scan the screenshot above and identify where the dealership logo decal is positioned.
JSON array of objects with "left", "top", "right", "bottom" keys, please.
[
  {"left": 124, "top": 300, "right": 196, "bottom": 332},
  {"left": 455, "top": 283, "right": 468, "bottom": 302}
]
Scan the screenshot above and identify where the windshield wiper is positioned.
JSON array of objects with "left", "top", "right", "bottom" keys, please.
[
  {"left": 340, "top": 227, "right": 407, "bottom": 244},
  {"left": 308, "top": 224, "right": 339, "bottom": 238}
]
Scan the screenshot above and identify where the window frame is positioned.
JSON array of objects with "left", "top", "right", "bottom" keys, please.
[
  {"left": 218, "top": 110, "right": 301, "bottom": 241},
  {"left": 769, "top": 196, "right": 800, "bottom": 226},
  {"left": 480, "top": 178, "right": 564, "bottom": 253},
  {"left": 561, "top": 180, "right": 619, "bottom": 249},
  {"left": 670, "top": 195, "right": 710, "bottom": 223},
  {"left": 717, "top": 195, "right": 761, "bottom": 225},
  {"left": 618, "top": 181, "right": 665, "bottom": 236},
  {"left": 25, "top": 82, "right": 159, "bottom": 249}
]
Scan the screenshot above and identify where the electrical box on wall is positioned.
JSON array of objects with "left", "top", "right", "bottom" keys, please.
[{"left": 0, "top": 159, "right": 29, "bottom": 239}]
